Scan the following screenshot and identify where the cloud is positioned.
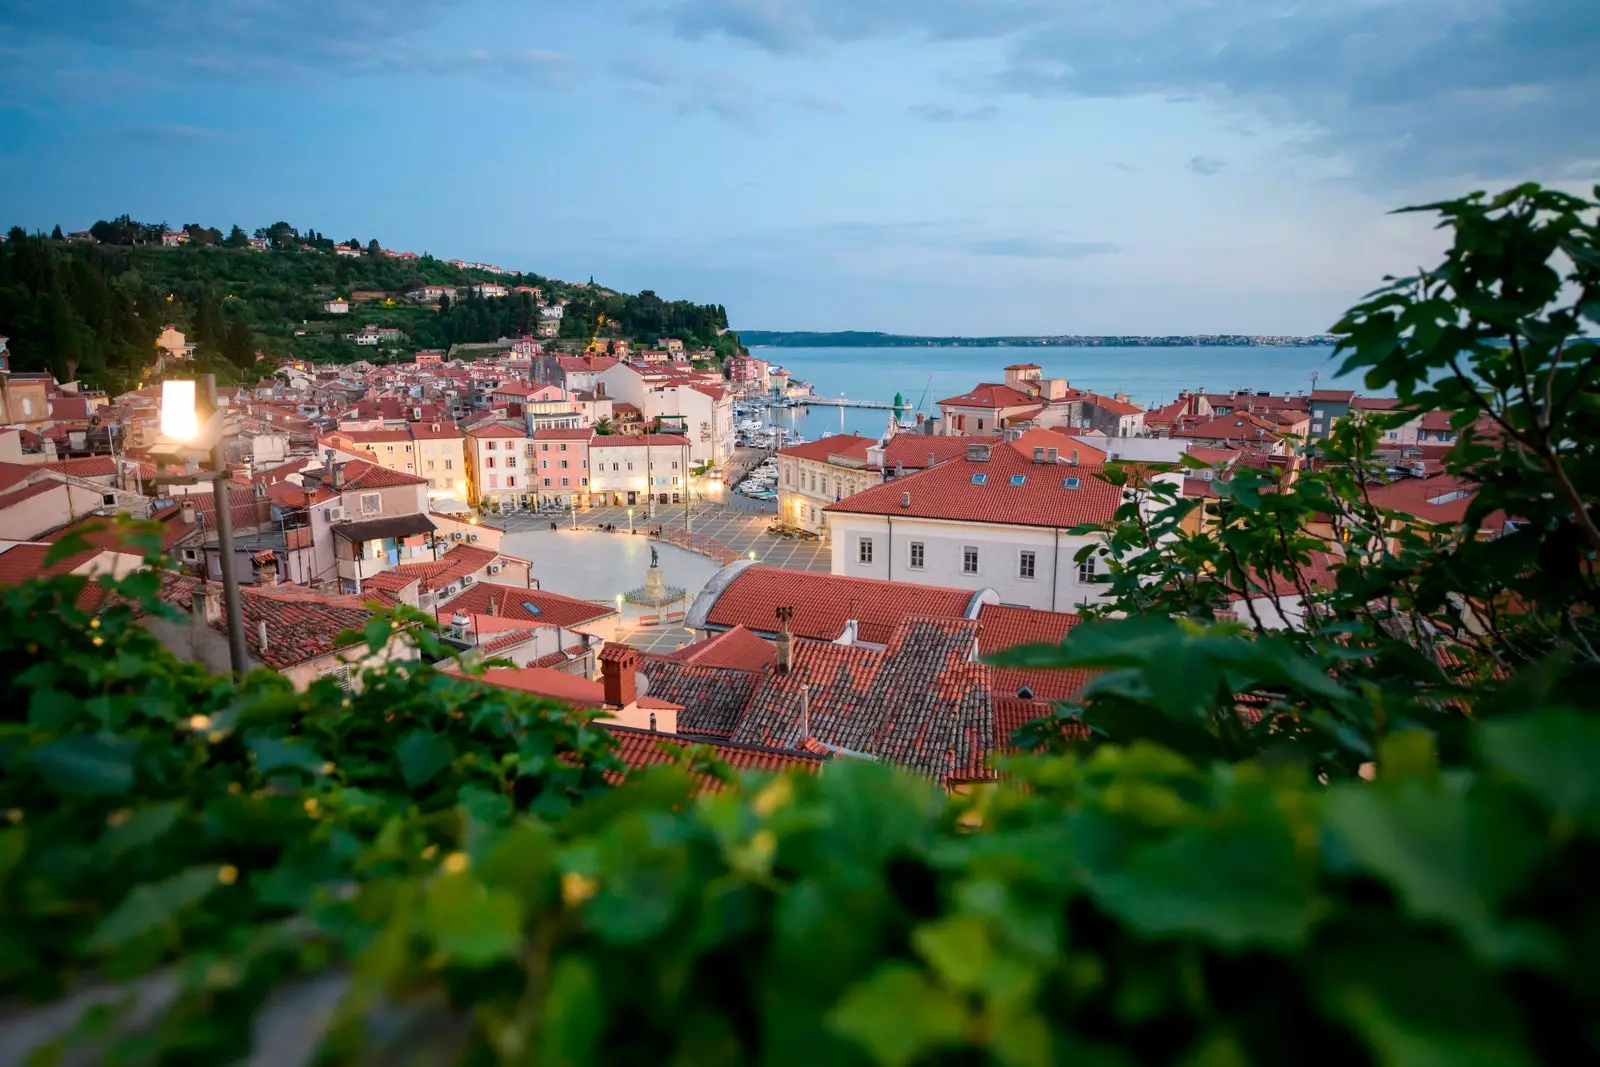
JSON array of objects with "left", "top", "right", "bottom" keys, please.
[
  {"left": 1109, "top": 161, "right": 1136, "bottom": 172},
  {"left": 617, "top": 60, "right": 841, "bottom": 126},
  {"left": 124, "top": 123, "right": 222, "bottom": 142},
  {"left": 964, "top": 236, "right": 1118, "bottom": 259},
  {"left": 1188, "top": 155, "right": 1225, "bottom": 176},
  {"left": 660, "top": 0, "right": 1600, "bottom": 184},
  {"left": 908, "top": 103, "right": 999, "bottom": 122},
  {"left": 659, "top": 0, "right": 1046, "bottom": 53}
]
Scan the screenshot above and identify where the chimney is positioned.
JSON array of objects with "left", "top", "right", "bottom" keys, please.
[
  {"left": 838, "top": 619, "right": 859, "bottom": 645},
  {"left": 966, "top": 443, "right": 991, "bottom": 462},
  {"left": 257, "top": 618, "right": 269, "bottom": 651},
  {"left": 927, "top": 452, "right": 936, "bottom": 469},
  {"left": 255, "top": 554, "right": 278, "bottom": 586},
  {"left": 774, "top": 605, "right": 795, "bottom": 676},
  {"left": 900, "top": 491, "right": 911, "bottom": 509},
  {"left": 1047, "top": 447, "right": 1059, "bottom": 464},
  {"left": 600, "top": 644, "right": 640, "bottom": 708},
  {"left": 180, "top": 499, "right": 197, "bottom": 525},
  {"left": 798, "top": 683, "right": 811, "bottom": 742},
  {"left": 1070, "top": 449, "right": 1079, "bottom": 467},
  {"left": 1033, "top": 446, "right": 1045, "bottom": 463},
  {"left": 200, "top": 581, "right": 223, "bottom": 625}
]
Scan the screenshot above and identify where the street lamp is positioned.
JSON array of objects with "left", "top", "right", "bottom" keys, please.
[
  {"left": 158, "top": 374, "right": 248, "bottom": 675},
  {"left": 628, "top": 507, "right": 634, "bottom": 534}
]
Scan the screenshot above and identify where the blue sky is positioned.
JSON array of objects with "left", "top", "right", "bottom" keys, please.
[{"left": 1, "top": 0, "right": 1594, "bottom": 334}]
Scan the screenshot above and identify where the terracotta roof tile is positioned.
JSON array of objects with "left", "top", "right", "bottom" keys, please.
[
  {"left": 395, "top": 544, "right": 499, "bottom": 592},
  {"left": 878, "top": 435, "right": 998, "bottom": 472},
  {"left": 442, "top": 581, "right": 615, "bottom": 629},
  {"left": 702, "top": 566, "right": 980, "bottom": 645},
  {"left": 776, "top": 433, "right": 877, "bottom": 464},
  {"left": 826, "top": 441, "right": 1120, "bottom": 530},
  {"left": 664, "top": 624, "right": 776, "bottom": 672},
  {"left": 339, "top": 459, "right": 429, "bottom": 489},
  {"left": 937, "top": 383, "right": 1038, "bottom": 408},
  {"left": 636, "top": 658, "right": 760, "bottom": 737},
  {"left": 976, "top": 604, "right": 1081, "bottom": 657},
  {"left": 602, "top": 724, "right": 825, "bottom": 792}
]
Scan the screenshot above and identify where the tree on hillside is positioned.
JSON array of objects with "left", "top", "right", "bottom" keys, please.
[
  {"left": 224, "top": 225, "right": 249, "bottom": 248},
  {"left": 50, "top": 225, "right": 63, "bottom": 241},
  {"left": 367, "top": 238, "right": 381, "bottom": 256},
  {"left": 222, "top": 316, "right": 254, "bottom": 368}
]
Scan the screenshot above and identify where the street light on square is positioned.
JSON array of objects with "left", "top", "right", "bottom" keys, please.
[{"left": 155, "top": 374, "right": 248, "bottom": 675}]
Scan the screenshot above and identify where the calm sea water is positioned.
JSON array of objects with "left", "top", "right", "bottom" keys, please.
[{"left": 752, "top": 345, "right": 1385, "bottom": 440}]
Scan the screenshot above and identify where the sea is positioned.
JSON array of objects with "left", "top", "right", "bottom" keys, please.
[{"left": 749, "top": 345, "right": 1389, "bottom": 440}]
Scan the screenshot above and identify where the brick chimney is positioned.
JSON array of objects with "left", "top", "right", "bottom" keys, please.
[
  {"left": 180, "top": 499, "right": 197, "bottom": 525},
  {"left": 774, "top": 605, "right": 795, "bottom": 676},
  {"left": 599, "top": 643, "right": 640, "bottom": 708}
]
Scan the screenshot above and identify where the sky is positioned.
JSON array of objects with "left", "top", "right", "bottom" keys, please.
[{"left": 1, "top": 0, "right": 1595, "bottom": 335}]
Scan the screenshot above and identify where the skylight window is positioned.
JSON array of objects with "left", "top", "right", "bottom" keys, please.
[
  {"left": 1063, "top": 477, "right": 1081, "bottom": 490},
  {"left": 971, "top": 473, "right": 987, "bottom": 485},
  {"left": 519, "top": 601, "right": 544, "bottom": 616},
  {"left": 1009, "top": 474, "right": 1026, "bottom": 486}
]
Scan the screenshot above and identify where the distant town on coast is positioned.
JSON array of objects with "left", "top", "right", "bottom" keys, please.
[{"left": 738, "top": 331, "right": 1339, "bottom": 348}]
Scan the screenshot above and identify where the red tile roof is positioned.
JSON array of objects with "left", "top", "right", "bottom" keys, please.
[
  {"left": 825, "top": 440, "right": 1120, "bottom": 530},
  {"left": 533, "top": 428, "right": 596, "bottom": 441},
  {"left": 1086, "top": 393, "right": 1144, "bottom": 417},
  {"left": 555, "top": 355, "right": 620, "bottom": 372},
  {"left": 1171, "top": 412, "right": 1283, "bottom": 444},
  {"left": 602, "top": 724, "right": 825, "bottom": 791},
  {"left": 730, "top": 617, "right": 993, "bottom": 783},
  {"left": 0, "top": 478, "right": 62, "bottom": 511},
  {"left": 878, "top": 434, "right": 998, "bottom": 472},
  {"left": 339, "top": 459, "right": 429, "bottom": 489},
  {"left": 1310, "top": 389, "right": 1356, "bottom": 402},
  {"left": 993, "top": 697, "right": 1089, "bottom": 753},
  {"left": 360, "top": 570, "right": 421, "bottom": 596},
  {"left": 442, "top": 581, "right": 616, "bottom": 629},
  {"left": 396, "top": 544, "right": 499, "bottom": 592},
  {"left": 937, "top": 383, "right": 1038, "bottom": 409},
  {"left": 1364, "top": 473, "right": 1489, "bottom": 526},
  {"left": 0, "top": 542, "right": 100, "bottom": 584},
  {"left": 975, "top": 604, "right": 1081, "bottom": 657},
  {"left": 465, "top": 422, "right": 525, "bottom": 439},
  {"left": 40, "top": 456, "right": 119, "bottom": 480},
  {"left": 664, "top": 625, "right": 776, "bottom": 672},
  {"left": 700, "top": 565, "right": 981, "bottom": 645},
  {"left": 591, "top": 434, "right": 691, "bottom": 448},
  {"left": 776, "top": 433, "right": 876, "bottom": 464},
  {"left": 450, "top": 665, "right": 618, "bottom": 708}
]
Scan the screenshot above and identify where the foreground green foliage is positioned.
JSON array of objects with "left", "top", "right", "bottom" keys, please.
[
  {"left": 3, "top": 563, "right": 1599, "bottom": 1065},
  {"left": 1, "top": 187, "right": 1596, "bottom": 1065},
  {"left": 1021, "top": 184, "right": 1599, "bottom": 774}
]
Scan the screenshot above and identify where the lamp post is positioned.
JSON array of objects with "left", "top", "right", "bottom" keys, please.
[
  {"left": 628, "top": 506, "right": 634, "bottom": 534},
  {"left": 161, "top": 374, "right": 248, "bottom": 675}
]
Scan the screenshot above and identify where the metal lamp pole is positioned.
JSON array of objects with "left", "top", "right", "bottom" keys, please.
[{"left": 202, "top": 374, "right": 249, "bottom": 674}]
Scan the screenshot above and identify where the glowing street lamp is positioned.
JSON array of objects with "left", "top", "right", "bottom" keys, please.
[
  {"left": 627, "top": 507, "right": 634, "bottom": 534},
  {"left": 157, "top": 374, "right": 247, "bottom": 674}
]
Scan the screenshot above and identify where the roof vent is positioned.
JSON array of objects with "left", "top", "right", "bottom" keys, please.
[
  {"left": 1032, "top": 446, "right": 1045, "bottom": 463},
  {"left": 1016, "top": 685, "right": 1035, "bottom": 700},
  {"left": 901, "top": 491, "right": 911, "bottom": 509},
  {"left": 1070, "top": 449, "right": 1079, "bottom": 467},
  {"left": 1046, "top": 447, "right": 1058, "bottom": 463},
  {"left": 966, "top": 443, "right": 991, "bottom": 462}
]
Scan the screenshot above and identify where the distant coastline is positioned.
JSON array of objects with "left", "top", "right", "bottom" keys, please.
[{"left": 738, "top": 330, "right": 1338, "bottom": 349}]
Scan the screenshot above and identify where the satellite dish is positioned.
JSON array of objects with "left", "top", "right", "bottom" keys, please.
[{"left": 636, "top": 671, "right": 650, "bottom": 699}]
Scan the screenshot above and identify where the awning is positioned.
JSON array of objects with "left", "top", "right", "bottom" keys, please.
[{"left": 331, "top": 513, "right": 437, "bottom": 543}]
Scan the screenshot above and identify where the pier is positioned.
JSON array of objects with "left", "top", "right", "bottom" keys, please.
[{"left": 782, "top": 397, "right": 893, "bottom": 410}]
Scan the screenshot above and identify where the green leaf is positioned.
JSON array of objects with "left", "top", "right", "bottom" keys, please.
[
  {"left": 829, "top": 963, "right": 969, "bottom": 1067},
  {"left": 97, "top": 801, "right": 184, "bottom": 857},
  {"left": 363, "top": 616, "right": 392, "bottom": 653},
  {"left": 423, "top": 872, "right": 525, "bottom": 966},
  {"left": 247, "top": 733, "right": 325, "bottom": 776},
  {"left": 534, "top": 956, "right": 603, "bottom": 1067},
  {"left": 912, "top": 915, "right": 992, "bottom": 993},
  {"left": 87, "top": 865, "right": 220, "bottom": 951},
  {"left": 1085, "top": 807, "right": 1315, "bottom": 949},
  {"left": 395, "top": 729, "right": 454, "bottom": 788},
  {"left": 25, "top": 734, "right": 136, "bottom": 797},
  {"left": 1324, "top": 782, "right": 1550, "bottom": 963},
  {"left": 1477, "top": 712, "right": 1600, "bottom": 831}
]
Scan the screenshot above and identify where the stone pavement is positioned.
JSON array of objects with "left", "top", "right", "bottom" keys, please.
[{"left": 497, "top": 500, "right": 832, "bottom": 573}]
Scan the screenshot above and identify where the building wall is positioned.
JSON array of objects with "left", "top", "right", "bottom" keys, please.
[
  {"left": 824, "top": 512, "right": 1110, "bottom": 612},
  {"left": 533, "top": 437, "right": 591, "bottom": 505},
  {"left": 776, "top": 456, "right": 883, "bottom": 537},
  {"left": 588, "top": 441, "right": 691, "bottom": 507},
  {"left": 0, "top": 481, "right": 121, "bottom": 540},
  {"left": 415, "top": 433, "right": 467, "bottom": 502}
]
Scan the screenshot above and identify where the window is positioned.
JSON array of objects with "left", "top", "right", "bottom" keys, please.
[
  {"left": 485, "top": 456, "right": 495, "bottom": 468},
  {"left": 784, "top": 466, "right": 791, "bottom": 485},
  {"left": 404, "top": 445, "right": 412, "bottom": 452},
  {"left": 561, "top": 477, "right": 569, "bottom": 487},
  {"left": 858, "top": 537, "right": 874, "bottom": 564},
  {"left": 320, "top": 666, "right": 353, "bottom": 692},
  {"left": 963, "top": 546, "right": 979, "bottom": 574},
  {"left": 976, "top": 419, "right": 984, "bottom": 431},
  {"left": 542, "top": 478, "right": 551, "bottom": 487},
  {"left": 671, "top": 460, "right": 679, "bottom": 469},
  {"left": 1063, "top": 477, "right": 1081, "bottom": 490},
  {"left": 541, "top": 459, "right": 548, "bottom": 469},
  {"left": 506, "top": 457, "right": 517, "bottom": 468},
  {"left": 581, "top": 459, "right": 587, "bottom": 468},
  {"left": 613, "top": 462, "right": 620, "bottom": 471},
  {"left": 182, "top": 548, "right": 198, "bottom": 562},
  {"left": 909, "top": 541, "right": 925, "bottom": 569},
  {"left": 506, "top": 475, "right": 517, "bottom": 487},
  {"left": 427, "top": 460, "right": 435, "bottom": 471},
  {"left": 559, "top": 459, "right": 568, "bottom": 469},
  {"left": 1019, "top": 550, "right": 1036, "bottom": 579},
  {"left": 486, "top": 441, "right": 497, "bottom": 450},
  {"left": 445, "top": 460, "right": 453, "bottom": 470},
  {"left": 386, "top": 445, "right": 394, "bottom": 452},
  {"left": 488, "top": 475, "right": 499, "bottom": 488},
  {"left": 1009, "top": 474, "right": 1025, "bottom": 486},
  {"left": 971, "top": 473, "right": 987, "bottom": 485},
  {"left": 559, "top": 443, "right": 568, "bottom": 452},
  {"left": 359, "top": 492, "right": 381, "bottom": 515},
  {"left": 541, "top": 443, "right": 549, "bottom": 451},
  {"left": 581, "top": 477, "right": 588, "bottom": 486},
  {"left": 101, "top": 493, "right": 117, "bottom": 506},
  {"left": 1078, "top": 556, "right": 1098, "bottom": 583}
]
